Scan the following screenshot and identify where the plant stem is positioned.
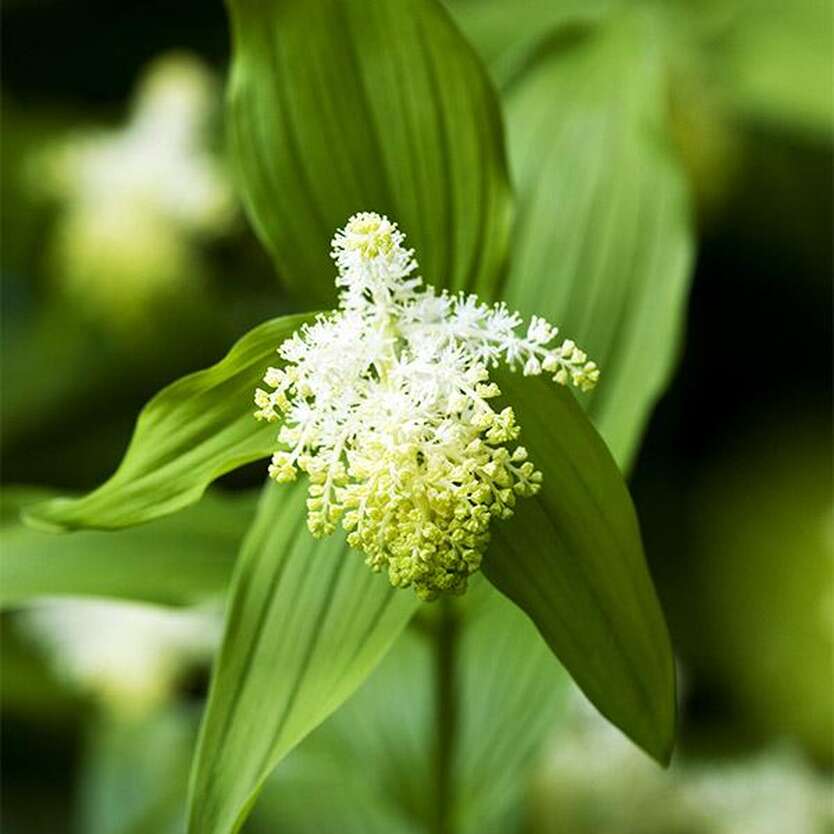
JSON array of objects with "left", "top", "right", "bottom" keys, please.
[{"left": 432, "top": 597, "right": 459, "bottom": 834}]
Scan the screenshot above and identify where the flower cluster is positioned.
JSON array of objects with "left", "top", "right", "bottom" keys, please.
[{"left": 255, "top": 212, "right": 598, "bottom": 600}]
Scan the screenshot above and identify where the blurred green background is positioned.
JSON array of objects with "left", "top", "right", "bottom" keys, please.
[{"left": 1, "top": 0, "right": 832, "bottom": 832}]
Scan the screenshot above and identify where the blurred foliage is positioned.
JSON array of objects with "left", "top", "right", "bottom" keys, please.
[
  {"left": 653, "top": 420, "right": 833, "bottom": 764},
  {"left": 1, "top": 51, "right": 291, "bottom": 490},
  {"left": 2, "top": 487, "right": 254, "bottom": 606},
  {"left": 75, "top": 706, "right": 201, "bottom": 834},
  {"left": 18, "top": 599, "right": 221, "bottom": 714},
  {"left": 528, "top": 691, "right": 834, "bottom": 834},
  {"left": 706, "top": 0, "right": 833, "bottom": 138},
  {"left": 29, "top": 53, "right": 236, "bottom": 330}
]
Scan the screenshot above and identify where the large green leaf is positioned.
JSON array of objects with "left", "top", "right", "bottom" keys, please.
[
  {"left": 1, "top": 488, "right": 255, "bottom": 607},
  {"left": 501, "top": 13, "right": 694, "bottom": 469},
  {"left": 187, "top": 479, "right": 420, "bottom": 834},
  {"left": 23, "top": 315, "right": 312, "bottom": 533},
  {"left": 486, "top": 369, "right": 676, "bottom": 765},
  {"left": 227, "top": 0, "right": 512, "bottom": 305}
]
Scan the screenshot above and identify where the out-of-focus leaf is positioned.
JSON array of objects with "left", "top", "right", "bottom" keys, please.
[
  {"left": 454, "top": 580, "right": 570, "bottom": 832},
  {"left": 187, "top": 480, "right": 420, "bottom": 834},
  {"left": 443, "top": 0, "right": 613, "bottom": 86},
  {"left": 254, "top": 766, "right": 420, "bottom": 834},
  {"left": 23, "top": 314, "right": 312, "bottom": 533},
  {"left": 655, "top": 421, "right": 833, "bottom": 762},
  {"left": 255, "top": 580, "right": 569, "bottom": 834},
  {"left": 1, "top": 488, "right": 254, "bottom": 607},
  {"left": 227, "top": 0, "right": 512, "bottom": 305},
  {"left": 715, "top": 0, "right": 833, "bottom": 139},
  {"left": 252, "top": 629, "right": 429, "bottom": 834},
  {"left": 502, "top": 13, "right": 694, "bottom": 469},
  {"left": 486, "top": 369, "right": 676, "bottom": 765},
  {"left": 77, "top": 707, "right": 198, "bottom": 834},
  {"left": 0, "top": 619, "right": 86, "bottom": 719}
]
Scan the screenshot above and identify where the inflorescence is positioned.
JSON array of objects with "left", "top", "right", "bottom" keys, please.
[{"left": 255, "top": 212, "right": 599, "bottom": 600}]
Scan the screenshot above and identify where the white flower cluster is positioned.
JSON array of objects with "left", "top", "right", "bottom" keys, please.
[{"left": 255, "top": 212, "right": 598, "bottom": 600}]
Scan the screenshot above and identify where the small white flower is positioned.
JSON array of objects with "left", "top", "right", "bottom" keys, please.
[{"left": 255, "top": 212, "right": 599, "bottom": 600}]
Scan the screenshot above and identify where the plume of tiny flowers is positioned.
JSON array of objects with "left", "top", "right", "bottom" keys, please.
[{"left": 255, "top": 212, "right": 599, "bottom": 600}]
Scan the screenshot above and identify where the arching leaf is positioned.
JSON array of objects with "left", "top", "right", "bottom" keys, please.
[{"left": 24, "top": 315, "right": 313, "bottom": 532}]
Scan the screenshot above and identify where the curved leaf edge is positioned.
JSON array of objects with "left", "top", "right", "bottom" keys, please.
[{"left": 22, "top": 313, "right": 315, "bottom": 534}]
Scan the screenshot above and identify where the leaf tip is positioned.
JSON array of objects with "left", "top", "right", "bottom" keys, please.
[
  {"left": 647, "top": 710, "right": 677, "bottom": 768},
  {"left": 638, "top": 663, "right": 678, "bottom": 768}
]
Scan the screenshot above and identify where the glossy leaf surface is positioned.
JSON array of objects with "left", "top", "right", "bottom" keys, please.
[{"left": 487, "top": 369, "right": 677, "bottom": 764}]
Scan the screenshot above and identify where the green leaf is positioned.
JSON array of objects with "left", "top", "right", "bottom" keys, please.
[
  {"left": 76, "top": 707, "right": 199, "bottom": 834},
  {"left": 256, "top": 764, "right": 421, "bottom": 834},
  {"left": 1, "top": 488, "right": 255, "bottom": 607},
  {"left": 443, "top": 0, "right": 613, "bottom": 86},
  {"left": 23, "top": 315, "right": 313, "bottom": 533},
  {"left": 187, "top": 479, "right": 420, "bottom": 834},
  {"left": 255, "top": 579, "right": 569, "bottom": 834},
  {"left": 253, "top": 628, "right": 430, "bottom": 834},
  {"left": 227, "top": 0, "right": 512, "bottom": 305},
  {"left": 454, "top": 580, "right": 570, "bottom": 832},
  {"left": 501, "top": 13, "right": 694, "bottom": 469},
  {"left": 486, "top": 369, "right": 676, "bottom": 765}
]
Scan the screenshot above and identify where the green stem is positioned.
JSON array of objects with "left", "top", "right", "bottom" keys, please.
[{"left": 432, "top": 597, "right": 459, "bottom": 834}]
